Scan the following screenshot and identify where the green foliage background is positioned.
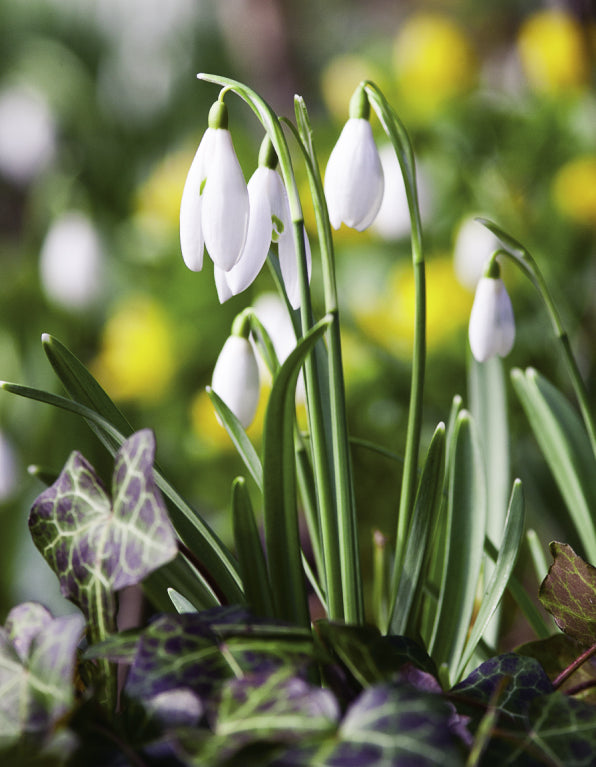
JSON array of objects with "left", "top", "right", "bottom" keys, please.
[{"left": 1, "top": 0, "right": 595, "bottom": 627}]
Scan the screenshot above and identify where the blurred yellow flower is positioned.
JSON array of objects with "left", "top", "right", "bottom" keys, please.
[
  {"left": 517, "top": 10, "right": 590, "bottom": 92},
  {"left": 91, "top": 296, "right": 176, "bottom": 403},
  {"left": 354, "top": 255, "right": 473, "bottom": 356},
  {"left": 552, "top": 156, "right": 596, "bottom": 226},
  {"left": 320, "top": 54, "right": 390, "bottom": 122},
  {"left": 135, "top": 149, "right": 193, "bottom": 230},
  {"left": 393, "top": 14, "right": 477, "bottom": 119},
  {"left": 190, "top": 380, "right": 270, "bottom": 452}
]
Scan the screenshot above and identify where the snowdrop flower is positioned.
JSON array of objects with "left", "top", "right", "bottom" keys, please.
[
  {"left": 453, "top": 217, "right": 500, "bottom": 291},
  {"left": 214, "top": 136, "right": 311, "bottom": 310},
  {"left": 180, "top": 99, "right": 249, "bottom": 272},
  {"left": 39, "top": 211, "right": 104, "bottom": 310},
  {"left": 212, "top": 323, "right": 260, "bottom": 429},
  {"left": 324, "top": 85, "right": 384, "bottom": 231},
  {"left": 468, "top": 260, "right": 515, "bottom": 362}
]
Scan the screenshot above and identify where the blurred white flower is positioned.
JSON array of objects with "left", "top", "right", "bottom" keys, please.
[
  {"left": 39, "top": 212, "right": 104, "bottom": 310},
  {"left": 371, "top": 145, "right": 433, "bottom": 240},
  {"left": 0, "top": 86, "right": 56, "bottom": 185},
  {"left": 469, "top": 274, "right": 515, "bottom": 362},
  {"left": 453, "top": 217, "right": 500, "bottom": 291},
  {"left": 180, "top": 102, "right": 249, "bottom": 274},
  {"left": 0, "top": 430, "right": 18, "bottom": 502},
  {"left": 211, "top": 335, "right": 260, "bottom": 429},
  {"left": 324, "top": 117, "right": 384, "bottom": 231}
]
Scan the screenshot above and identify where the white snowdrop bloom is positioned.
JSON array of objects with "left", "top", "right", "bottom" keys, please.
[
  {"left": 324, "top": 113, "right": 384, "bottom": 231},
  {"left": 469, "top": 273, "right": 515, "bottom": 363},
  {"left": 371, "top": 145, "right": 433, "bottom": 240},
  {"left": 279, "top": 225, "right": 312, "bottom": 311},
  {"left": 180, "top": 101, "right": 249, "bottom": 273},
  {"left": 0, "top": 86, "right": 56, "bottom": 185},
  {"left": 0, "top": 430, "right": 18, "bottom": 502},
  {"left": 454, "top": 217, "right": 500, "bottom": 291},
  {"left": 201, "top": 129, "right": 249, "bottom": 271},
  {"left": 211, "top": 335, "right": 260, "bottom": 429},
  {"left": 39, "top": 212, "right": 104, "bottom": 310}
]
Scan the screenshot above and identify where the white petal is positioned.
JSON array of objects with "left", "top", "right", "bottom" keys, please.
[
  {"left": 279, "top": 226, "right": 311, "bottom": 310},
  {"left": 453, "top": 218, "right": 500, "bottom": 291},
  {"left": 264, "top": 168, "right": 291, "bottom": 242},
  {"left": 469, "top": 277, "right": 515, "bottom": 362},
  {"left": 495, "top": 284, "right": 515, "bottom": 357},
  {"left": 213, "top": 266, "right": 234, "bottom": 303},
  {"left": 202, "top": 130, "right": 249, "bottom": 271},
  {"left": 225, "top": 168, "right": 273, "bottom": 295},
  {"left": 179, "top": 128, "right": 216, "bottom": 272},
  {"left": 211, "top": 336, "right": 260, "bottom": 428},
  {"left": 324, "top": 118, "right": 384, "bottom": 231}
]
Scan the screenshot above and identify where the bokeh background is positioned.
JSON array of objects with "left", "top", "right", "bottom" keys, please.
[{"left": 1, "top": 0, "right": 595, "bottom": 625}]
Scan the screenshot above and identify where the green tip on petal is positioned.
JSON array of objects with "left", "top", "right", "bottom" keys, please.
[
  {"left": 349, "top": 84, "right": 370, "bottom": 120},
  {"left": 208, "top": 100, "right": 228, "bottom": 130},
  {"left": 258, "top": 135, "right": 278, "bottom": 170}
]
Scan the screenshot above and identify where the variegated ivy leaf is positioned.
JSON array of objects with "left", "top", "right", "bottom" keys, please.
[
  {"left": 539, "top": 542, "right": 596, "bottom": 646},
  {"left": 0, "top": 603, "right": 84, "bottom": 743},
  {"left": 29, "top": 429, "right": 178, "bottom": 624}
]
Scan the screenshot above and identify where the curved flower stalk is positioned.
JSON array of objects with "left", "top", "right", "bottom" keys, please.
[
  {"left": 211, "top": 316, "right": 260, "bottom": 429},
  {"left": 180, "top": 99, "right": 249, "bottom": 272},
  {"left": 324, "top": 85, "right": 384, "bottom": 231},
  {"left": 468, "top": 258, "right": 515, "bottom": 363}
]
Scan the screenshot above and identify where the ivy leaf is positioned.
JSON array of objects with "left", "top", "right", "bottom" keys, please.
[
  {"left": 539, "top": 542, "right": 596, "bottom": 646},
  {"left": 517, "top": 634, "right": 596, "bottom": 703},
  {"left": 451, "top": 654, "right": 553, "bottom": 722},
  {"left": 525, "top": 692, "right": 596, "bottom": 767},
  {"left": 0, "top": 603, "right": 83, "bottom": 745},
  {"left": 29, "top": 429, "right": 178, "bottom": 623}
]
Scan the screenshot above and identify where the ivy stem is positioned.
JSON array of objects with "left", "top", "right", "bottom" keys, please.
[{"left": 552, "top": 641, "right": 596, "bottom": 690}]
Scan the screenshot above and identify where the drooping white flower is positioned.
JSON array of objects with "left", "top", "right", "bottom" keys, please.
[
  {"left": 453, "top": 217, "right": 500, "bottom": 291},
  {"left": 39, "top": 211, "right": 104, "bottom": 310},
  {"left": 211, "top": 335, "right": 260, "bottom": 428},
  {"left": 214, "top": 137, "right": 311, "bottom": 310},
  {"left": 469, "top": 267, "right": 515, "bottom": 362},
  {"left": 324, "top": 87, "right": 384, "bottom": 231},
  {"left": 179, "top": 100, "right": 249, "bottom": 273}
]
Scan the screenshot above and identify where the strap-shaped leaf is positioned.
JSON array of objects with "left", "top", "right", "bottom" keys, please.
[
  {"left": 232, "top": 476, "right": 274, "bottom": 618},
  {"left": 512, "top": 367, "right": 596, "bottom": 561},
  {"left": 29, "top": 429, "right": 177, "bottom": 625},
  {"left": 456, "top": 479, "right": 525, "bottom": 680},
  {"left": 389, "top": 423, "right": 445, "bottom": 635},
  {"left": 263, "top": 315, "right": 332, "bottom": 627},
  {"left": 429, "top": 411, "right": 486, "bottom": 681},
  {"left": 207, "top": 387, "right": 263, "bottom": 491}
]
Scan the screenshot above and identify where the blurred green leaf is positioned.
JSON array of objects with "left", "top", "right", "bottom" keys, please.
[{"left": 512, "top": 367, "right": 596, "bottom": 561}]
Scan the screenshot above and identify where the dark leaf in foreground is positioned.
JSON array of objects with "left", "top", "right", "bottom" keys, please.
[{"left": 539, "top": 542, "right": 596, "bottom": 646}]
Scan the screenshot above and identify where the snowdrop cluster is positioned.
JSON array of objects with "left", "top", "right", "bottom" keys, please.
[{"left": 179, "top": 99, "right": 310, "bottom": 310}]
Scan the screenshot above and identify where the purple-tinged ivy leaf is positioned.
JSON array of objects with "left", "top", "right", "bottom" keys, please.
[
  {"left": 451, "top": 653, "right": 553, "bottom": 721},
  {"left": 325, "top": 683, "right": 463, "bottom": 766},
  {"left": 525, "top": 691, "right": 596, "bottom": 767},
  {"left": 29, "top": 429, "right": 177, "bottom": 623},
  {"left": 539, "top": 542, "right": 596, "bottom": 646},
  {"left": 4, "top": 602, "right": 53, "bottom": 662},
  {"left": 517, "top": 634, "right": 596, "bottom": 703},
  {"left": 0, "top": 607, "right": 84, "bottom": 744}
]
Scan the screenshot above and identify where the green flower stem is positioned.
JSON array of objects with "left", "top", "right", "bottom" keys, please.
[
  {"left": 198, "top": 73, "right": 344, "bottom": 621},
  {"left": 363, "top": 82, "right": 427, "bottom": 608},
  {"left": 481, "top": 228, "right": 596, "bottom": 460},
  {"left": 291, "top": 98, "right": 363, "bottom": 624}
]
